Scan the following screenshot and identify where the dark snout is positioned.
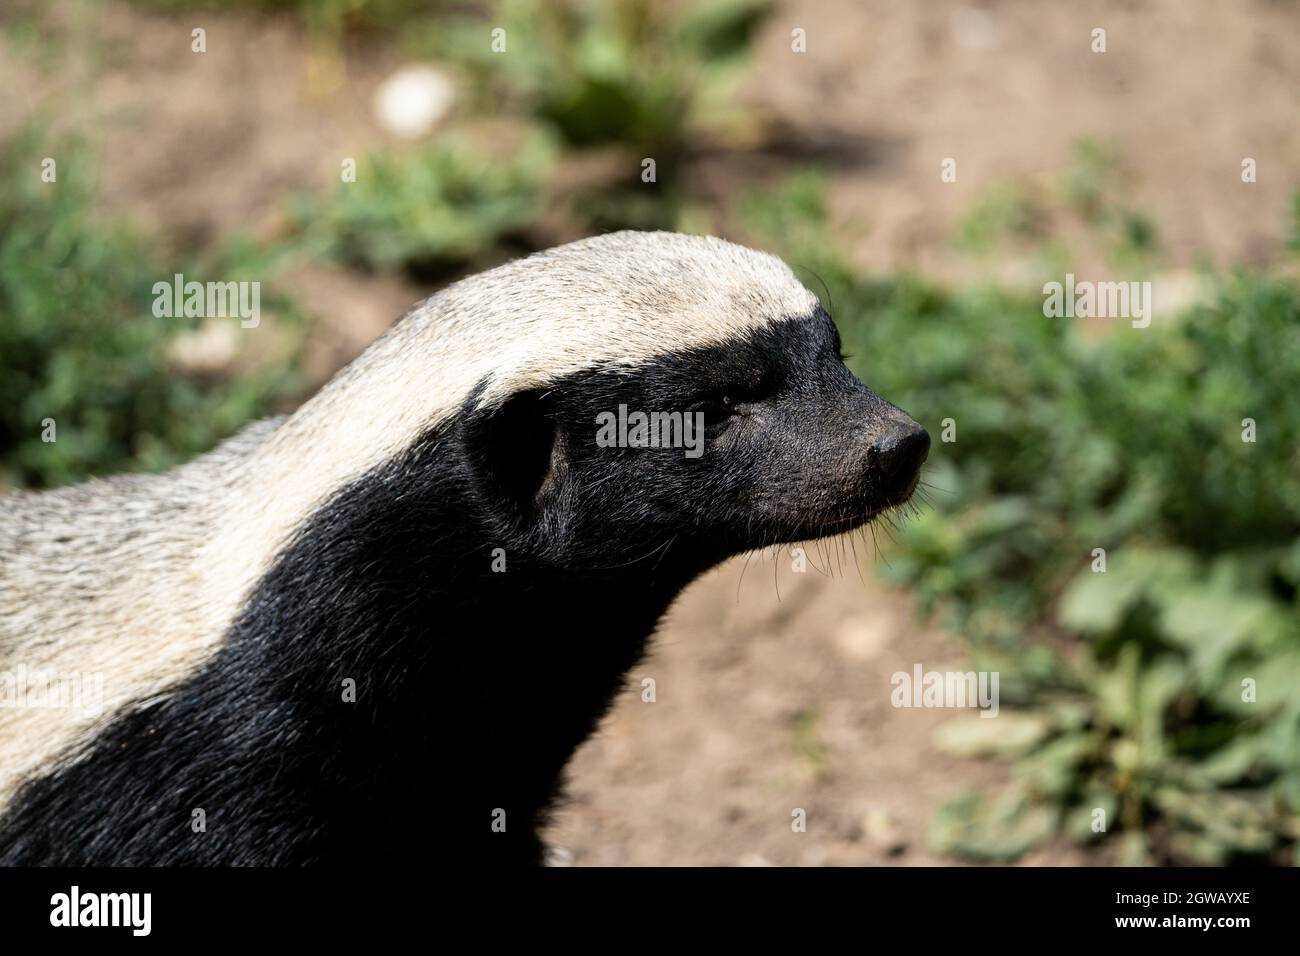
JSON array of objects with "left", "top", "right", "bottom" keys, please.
[
  {"left": 871, "top": 415, "right": 930, "bottom": 505},
  {"left": 729, "top": 373, "right": 932, "bottom": 546}
]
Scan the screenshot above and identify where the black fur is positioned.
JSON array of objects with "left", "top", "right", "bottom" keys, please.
[{"left": 0, "top": 310, "right": 927, "bottom": 865}]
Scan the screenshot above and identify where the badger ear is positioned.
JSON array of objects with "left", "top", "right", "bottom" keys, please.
[{"left": 461, "top": 387, "right": 560, "bottom": 520}]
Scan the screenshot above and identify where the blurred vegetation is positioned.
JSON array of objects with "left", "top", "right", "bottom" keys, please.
[
  {"left": 290, "top": 133, "right": 556, "bottom": 277},
  {"left": 442, "top": 0, "right": 771, "bottom": 232},
  {"left": 956, "top": 139, "right": 1159, "bottom": 273},
  {"left": 293, "top": 0, "right": 775, "bottom": 261},
  {"left": 0, "top": 129, "right": 306, "bottom": 490},
  {"left": 428, "top": 0, "right": 770, "bottom": 155},
  {"left": 745, "top": 172, "right": 1300, "bottom": 865}
]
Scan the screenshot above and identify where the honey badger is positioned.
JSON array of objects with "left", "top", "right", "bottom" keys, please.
[{"left": 0, "top": 231, "right": 928, "bottom": 866}]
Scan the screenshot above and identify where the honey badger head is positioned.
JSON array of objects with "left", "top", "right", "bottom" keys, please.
[{"left": 458, "top": 235, "right": 929, "bottom": 574}]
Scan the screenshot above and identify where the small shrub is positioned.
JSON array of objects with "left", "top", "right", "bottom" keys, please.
[
  {"left": 0, "top": 129, "right": 305, "bottom": 489},
  {"left": 292, "top": 134, "right": 555, "bottom": 276}
]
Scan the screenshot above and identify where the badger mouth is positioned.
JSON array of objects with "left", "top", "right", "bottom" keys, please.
[
  {"left": 803, "top": 498, "right": 917, "bottom": 540},
  {"left": 743, "top": 479, "right": 928, "bottom": 553},
  {"left": 784, "top": 457, "right": 930, "bottom": 544}
]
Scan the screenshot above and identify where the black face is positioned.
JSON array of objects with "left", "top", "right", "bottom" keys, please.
[{"left": 463, "top": 307, "right": 929, "bottom": 574}]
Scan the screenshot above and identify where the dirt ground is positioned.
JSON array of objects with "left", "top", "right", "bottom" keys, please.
[
  {"left": 4, "top": 0, "right": 1298, "bottom": 865},
  {"left": 751, "top": 0, "right": 1300, "bottom": 281},
  {"left": 544, "top": 553, "right": 1100, "bottom": 866}
]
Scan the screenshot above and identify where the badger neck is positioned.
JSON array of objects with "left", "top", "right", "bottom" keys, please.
[{"left": 211, "top": 423, "right": 692, "bottom": 863}]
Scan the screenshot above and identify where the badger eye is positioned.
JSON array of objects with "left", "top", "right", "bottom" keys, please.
[{"left": 691, "top": 394, "right": 738, "bottom": 429}]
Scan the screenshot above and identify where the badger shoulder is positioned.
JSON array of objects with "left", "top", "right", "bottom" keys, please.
[{"left": 0, "top": 415, "right": 285, "bottom": 807}]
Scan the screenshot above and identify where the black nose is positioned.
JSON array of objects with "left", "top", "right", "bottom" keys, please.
[{"left": 875, "top": 424, "right": 930, "bottom": 499}]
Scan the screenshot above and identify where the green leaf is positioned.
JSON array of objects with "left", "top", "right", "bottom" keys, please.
[
  {"left": 1158, "top": 587, "right": 1281, "bottom": 673},
  {"left": 932, "top": 712, "right": 1051, "bottom": 759},
  {"left": 930, "top": 789, "right": 1057, "bottom": 862}
]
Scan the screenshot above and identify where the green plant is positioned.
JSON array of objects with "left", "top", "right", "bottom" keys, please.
[
  {"left": 439, "top": 0, "right": 770, "bottom": 154},
  {"left": 0, "top": 129, "right": 305, "bottom": 489},
  {"left": 1289, "top": 190, "right": 1300, "bottom": 253},
  {"left": 416, "top": 0, "right": 772, "bottom": 234},
  {"left": 292, "top": 133, "right": 555, "bottom": 276},
  {"left": 955, "top": 182, "right": 1045, "bottom": 256},
  {"left": 954, "top": 139, "right": 1160, "bottom": 271}
]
